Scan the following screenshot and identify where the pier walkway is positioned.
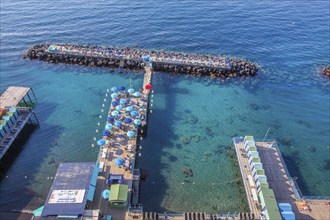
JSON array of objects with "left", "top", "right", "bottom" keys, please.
[
  {"left": 91, "top": 64, "right": 152, "bottom": 220},
  {"left": 0, "top": 86, "right": 38, "bottom": 160},
  {"left": 233, "top": 138, "right": 260, "bottom": 218},
  {"left": 256, "top": 141, "right": 330, "bottom": 220}
]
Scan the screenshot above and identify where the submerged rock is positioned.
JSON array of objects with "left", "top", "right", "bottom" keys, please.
[
  {"left": 182, "top": 167, "right": 193, "bottom": 177},
  {"left": 180, "top": 136, "right": 191, "bottom": 145}
]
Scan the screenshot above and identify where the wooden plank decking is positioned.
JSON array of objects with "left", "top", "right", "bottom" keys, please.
[
  {"left": 0, "top": 86, "right": 31, "bottom": 108},
  {"left": 233, "top": 138, "right": 261, "bottom": 218}
]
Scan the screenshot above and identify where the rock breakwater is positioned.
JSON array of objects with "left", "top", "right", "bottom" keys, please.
[{"left": 25, "top": 43, "right": 259, "bottom": 78}]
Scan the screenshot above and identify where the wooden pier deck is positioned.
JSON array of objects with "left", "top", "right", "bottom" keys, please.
[
  {"left": 92, "top": 65, "right": 152, "bottom": 220},
  {"left": 0, "top": 86, "right": 32, "bottom": 108},
  {"left": 256, "top": 142, "right": 330, "bottom": 220},
  {"left": 233, "top": 138, "right": 260, "bottom": 218}
]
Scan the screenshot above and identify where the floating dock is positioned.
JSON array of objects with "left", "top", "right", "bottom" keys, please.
[
  {"left": 233, "top": 136, "right": 330, "bottom": 220},
  {"left": 0, "top": 86, "right": 39, "bottom": 160},
  {"left": 25, "top": 43, "right": 259, "bottom": 78}
]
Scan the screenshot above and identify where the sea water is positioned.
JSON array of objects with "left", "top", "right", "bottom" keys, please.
[{"left": 0, "top": 0, "right": 329, "bottom": 213}]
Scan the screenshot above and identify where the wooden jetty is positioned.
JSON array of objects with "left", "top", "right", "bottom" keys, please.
[
  {"left": 25, "top": 43, "right": 259, "bottom": 78},
  {"left": 256, "top": 141, "right": 330, "bottom": 220},
  {"left": 91, "top": 63, "right": 152, "bottom": 220},
  {"left": 233, "top": 137, "right": 261, "bottom": 218},
  {"left": 0, "top": 86, "right": 39, "bottom": 160}
]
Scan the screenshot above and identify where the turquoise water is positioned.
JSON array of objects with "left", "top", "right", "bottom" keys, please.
[{"left": 0, "top": 0, "right": 329, "bottom": 213}]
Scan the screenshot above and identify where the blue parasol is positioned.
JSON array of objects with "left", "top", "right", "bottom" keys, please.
[
  {"left": 97, "top": 139, "right": 105, "bottom": 146},
  {"left": 127, "top": 130, "right": 135, "bottom": 138},
  {"left": 128, "top": 88, "right": 134, "bottom": 93},
  {"left": 116, "top": 105, "right": 123, "bottom": 110},
  {"left": 111, "top": 111, "right": 119, "bottom": 117},
  {"left": 111, "top": 93, "right": 118, "bottom": 99},
  {"left": 133, "top": 92, "right": 141, "bottom": 97},
  {"left": 112, "top": 101, "right": 119, "bottom": 107},
  {"left": 102, "top": 189, "right": 110, "bottom": 200},
  {"left": 126, "top": 106, "right": 134, "bottom": 112},
  {"left": 130, "top": 111, "right": 138, "bottom": 117},
  {"left": 102, "top": 130, "right": 110, "bottom": 136},
  {"left": 120, "top": 99, "right": 127, "bottom": 105},
  {"left": 105, "top": 124, "right": 113, "bottom": 130},
  {"left": 124, "top": 118, "right": 132, "bottom": 124},
  {"left": 118, "top": 86, "right": 125, "bottom": 91},
  {"left": 115, "top": 158, "right": 124, "bottom": 166},
  {"left": 107, "top": 116, "right": 114, "bottom": 122},
  {"left": 134, "top": 119, "right": 142, "bottom": 126},
  {"left": 114, "top": 120, "right": 122, "bottom": 127},
  {"left": 111, "top": 87, "right": 117, "bottom": 92}
]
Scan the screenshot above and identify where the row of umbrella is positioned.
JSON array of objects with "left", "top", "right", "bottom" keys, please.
[
  {"left": 111, "top": 91, "right": 141, "bottom": 99},
  {"left": 106, "top": 117, "right": 141, "bottom": 125},
  {"left": 97, "top": 130, "right": 136, "bottom": 147},
  {"left": 110, "top": 110, "right": 139, "bottom": 117}
]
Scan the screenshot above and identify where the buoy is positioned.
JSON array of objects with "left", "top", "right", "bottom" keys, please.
[
  {"left": 97, "top": 122, "right": 100, "bottom": 126},
  {"left": 92, "top": 144, "right": 95, "bottom": 147},
  {"left": 106, "top": 89, "right": 109, "bottom": 92},
  {"left": 101, "top": 109, "right": 104, "bottom": 112},
  {"left": 93, "top": 137, "right": 96, "bottom": 141},
  {"left": 99, "top": 115, "right": 102, "bottom": 119},
  {"left": 140, "top": 137, "right": 143, "bottom": 140},
  {"left": 139, "top": 146, "right": 142, "bottom": 149},
  {"left": 96, "top": 129, "right": 99, "bottom": 133},
  {"left": 138, "top": 153, "right": 142, "bottom": 157},
  {"left": 105, "top": 93, "right": 108, "bottom": 97},
  {"left": 104, "top": 99, "right": 106, "bottom": 102}
]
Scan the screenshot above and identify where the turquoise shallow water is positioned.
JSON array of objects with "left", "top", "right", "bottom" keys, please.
[{"left": 0, "top": 0, "right": 329, "bottom": 213}]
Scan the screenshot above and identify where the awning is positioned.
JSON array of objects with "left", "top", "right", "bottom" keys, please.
[{"left": 109, "top": 184, "right": 128, "bottom": 202}]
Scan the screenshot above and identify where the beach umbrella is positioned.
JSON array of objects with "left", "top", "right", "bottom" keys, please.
[
  {"left": 102, "top": 130, "right": 110, "bottom": 136},
  {"left": 134, "top": 119, "right": 142, "bottom": 126},
  {"left": 128, "top": 88, "right": 134, "bottom": 93},
  {"left": 116, "top": 51, "right": 122, "bottom": 55},
  {"left": 116, "top": 105, "right": 123, "bottom": 110},
  {"left": 111, "top": 110, "right": 119, "bottom": 117},
  {"left": 116, "top": 158, "right": 124, "bottom": 166},
  {"left": 120, "top": 99, "right": 127, "bottom": 105},
  {"left": 111, "top": 93, "right": 118, "bottom": 99},
  {"left": 127, "top": 131, "right": 135, "bottom": 138},
  {"left": 102, "top": 189, "right": 110, "bottom": 200},
  {"left": 111, "top": 87, "right": 118, "bottom": 92},
  {"left": 118, "top": 86, "right": 125, "bottom": 91},
  {"left": 124, "top": 118, "right": 132, "bottom": 124},
  {"left": 97, "top": 139, "right": 105, "bottom": 146},
  {"left": 114, "top": 120, "right": 122, "bottom": 127},
  {"left": 133, "top": 92, "right": 141, "bottom": 97},
  {"left": 105, "top": 124, "right": 113, "bottom": 130},
  {"left": 107, "top": 116, "right": 114, "bottom": 122},
  {"left": 112, "top": 101, "right": 119, "bottom": 106},
  {"left": 145, "top": 84, "right": 152, "bottom": 90},
  {"left": 130, "top": 111, "right": 138, "bottom": 117},
  {"left": 126, "top": 106, "right": 134, "bottom": 112}
]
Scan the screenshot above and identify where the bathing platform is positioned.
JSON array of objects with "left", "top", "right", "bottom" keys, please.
[
  {"left": 234, "top": 136, "right": 330, "bottom": 220},
  {"left": 25, "top": 44, "right": 259, "bottom": 78},
  {"left": 0, "top": 86, "right": 39, "bottom": 160}
]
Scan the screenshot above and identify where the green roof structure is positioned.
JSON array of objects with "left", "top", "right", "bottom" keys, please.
[
  {"left": 259, "top": 187, "right": 281, "bottom": 220},
  {"left": 109, "top": 184, "right": 128, "bottom": 203}
]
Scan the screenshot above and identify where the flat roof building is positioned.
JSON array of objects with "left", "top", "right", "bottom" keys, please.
[{"left": 39, "top": 162, "right": 98, "bottom": 219}]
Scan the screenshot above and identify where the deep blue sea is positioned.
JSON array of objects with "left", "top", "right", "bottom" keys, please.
[{"left": 0, "top": 0, "right": 329, "bottom": 213}]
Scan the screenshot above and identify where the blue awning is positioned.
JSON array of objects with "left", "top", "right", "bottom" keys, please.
[{"left": 87, "top": 185, "right": 96, "bottom": 202}]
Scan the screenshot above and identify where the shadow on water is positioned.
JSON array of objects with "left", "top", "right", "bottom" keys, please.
[
  {"left": 137, "top": 72, "right": 184, "bottom": 213},
  {"left": 0, "top": 101, "right": 64, "bottom": 211}
]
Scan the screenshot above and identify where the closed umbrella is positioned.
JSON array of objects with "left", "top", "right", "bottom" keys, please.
[
  {"left": 130, "top": 111, "right": 138, "bottom": 117},
  {"left": 102, "top": 189, "right": 110, "bottom": 200},
  {"left": 105, "top": 124, "right": 113, "bottom": 130},
  {"left": 111, "top": 87, "right": 117, "bottom": 92},
  {"left": 134, "top": 119, "right": 142, "bottom": 126},
  {"left": 128, "top": 88, "right": 134, "bottom": 93},
  {"left": 127, "top": 131, "right": 135, "bottom": 138},
  {"left": 120, "top": 99, "right": 127, "bottom": 105},
  {"left": 133, "top": 92, "right": 141, "bottom": 97},
  {"left": 107, "top": 116, "right": 114, "bottom": 122},
  {"left": 97, "top": 139, "right": 105, "bottom": 146},
  {"left": 111, "top": 93, "right": 118, "bottom": 99},
  {"left": 116, "top": 105, "right": 123, "bottom": 110},
  {"left": 126, "top": 106, "right": 134, "bottom": 112},
  {"left": 111, "top": 111, "right": 119, "bottom": 117},
  {"left": 112, "top": 101, "right": 119, "bottom": 106},
  {"left": 102, "top": 130, "right": 110, "bottom": 136},
  {"left": 114, "top": 120, "right": 122, "bottom": 127}
]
